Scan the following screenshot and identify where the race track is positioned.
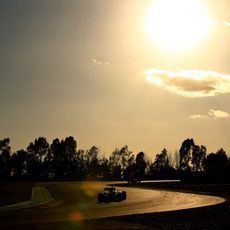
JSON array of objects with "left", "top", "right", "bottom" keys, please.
[{"left": 0, "top": 181, "right": 225, "bottom": 227}]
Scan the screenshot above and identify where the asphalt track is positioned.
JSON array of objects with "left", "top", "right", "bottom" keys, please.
[{"left": 0, "top": 181, "right": 225, "bottom": 228}]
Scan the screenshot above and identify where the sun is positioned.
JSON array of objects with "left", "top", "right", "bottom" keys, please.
[{"left": 145, "top": 0, "right": 212, "bottom": 52}]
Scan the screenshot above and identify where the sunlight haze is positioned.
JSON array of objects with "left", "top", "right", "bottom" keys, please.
[{"left": 1, "top": 0, "right": 230, "bottom": 157}]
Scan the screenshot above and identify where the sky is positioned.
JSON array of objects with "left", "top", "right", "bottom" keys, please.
[{"left": 1, "top": 0, "right": 230, "bottom": 157}]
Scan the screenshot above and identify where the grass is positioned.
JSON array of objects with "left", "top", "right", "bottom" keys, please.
[
  {"left": 0, "top": 182, "right": 34, "bottom": 206},
  {"left": 0, "top": 183, "right": 56, "bottom": 210},
  {"left": 31, "top": 186, "right": 55, "bottom": 203}
]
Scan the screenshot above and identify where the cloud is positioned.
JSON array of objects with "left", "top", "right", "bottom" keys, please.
[
  {"left": 223, "top": 21, "right": 230, "bottom": 27},
  {"left": 145, "top": 68, "right": 230, "bottom": 98},
  {"left": 92, "top": 58, "right": 110, "bottom": 65},
  {"left": 92, "top": 58, "right": 102, "bottom": 65},
  {"left": 208, "top": 109, "right": 230, "bottom": 119},
  {"left": 190, "top": 110, "right": 230, "bottom": 120},
  {"left": 211, "top": 19, "right": 230, "bottom": 27},
  {"left": 189, "top": 114, "right": 208, "bottom": 119}
]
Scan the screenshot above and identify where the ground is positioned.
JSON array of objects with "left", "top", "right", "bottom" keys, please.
[
  {"left": 1, "top": 181, "right": 230, "bottom": 229},
  {"left": 0, "top": 182, "right": 34, "bottom": 206}
]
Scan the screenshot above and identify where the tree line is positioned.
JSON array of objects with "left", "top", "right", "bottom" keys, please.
[{"left": 0, "top": 137, "right": 230, "bottom": 183}]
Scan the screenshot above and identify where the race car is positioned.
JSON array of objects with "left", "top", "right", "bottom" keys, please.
[{"left": 98, "top": 186, "right": 127, "bottom": 202}]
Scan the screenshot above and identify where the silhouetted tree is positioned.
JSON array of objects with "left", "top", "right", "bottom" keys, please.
[
  {"left": 75, "top": 149, "right": 87, "bottom": 179},
  {"left": 97, "top": 157, "right": 111, "bottom": 180},
  {"left": 109, "top": 145, "right": 132, "bottom": 179},
  {"left": 135, "top": 152, "right": 147, "bottom": 182},
  {"left": 63, "top": 136, "right": 77, "bottom": 178},
  {"left": 147, "top": 148, "right": 177, "bottom": 179},
  {"left": 3, "top": 135, "right": 230, "bottom": 183},
  {"left": 179, "top": 138, "right": 195, "bottom": 171},
  {"left": 0, "top": 138, "right": 11, "bottom": 182},
  {"left": 153, "top": 148, "right": 169, "bottom": 172},
  {"left": 119, "top": 145, "right": 132, "bottom": 174},
  {"left": 27, "top": 137, "right": 49, "bottom": 179},
  {"left": 27, "top": 137, "right": 49, "bottom": 163},
  {"left": 50, "top": 138, "right": 63, "bottom": 179},
  {"left": 11, "top": 149, "right": 30, "bottom": 180},
  {"left": 85, "top": 146, "right": 100, "bottom": 178},
  {"left": 206, "top": 148, "right": 229, "bottom": 181},
  {"left": 109, "top": 148, "right": 122, "bottom": 180},
  {"left": 51, "top": 136, "right": 77, "bottom": 179},
  {"left": 124, "top": 154, "right": 135, "bottom": 181},
  {"left": 191, "top": 145, "right": 206, "bottom": 172},
  {"left": 43, "top": 148, "right": 55, "bottom": 180}
]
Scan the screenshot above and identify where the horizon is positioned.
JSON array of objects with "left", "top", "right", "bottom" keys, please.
[{"left": 2, "top": 135, "right": 229, "bottom": 160}]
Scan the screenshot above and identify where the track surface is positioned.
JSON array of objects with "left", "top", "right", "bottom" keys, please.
[{"left": 0, "top": 181, "right": 225, "bottom": 228}]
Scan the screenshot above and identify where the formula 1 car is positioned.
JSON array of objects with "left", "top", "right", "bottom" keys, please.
[{"left": 98, "top": 186, "right": 127, "bottom": 202}]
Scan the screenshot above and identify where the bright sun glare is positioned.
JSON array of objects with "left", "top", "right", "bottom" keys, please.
[{"left": 145, "top": 0, "right": 212, "bottom": 52}]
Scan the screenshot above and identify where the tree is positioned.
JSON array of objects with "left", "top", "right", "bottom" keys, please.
[
  {"left": 11, "top": 149, "right": 30, "bottom": 180},
  {"left": 119, "top": 145, "right": 132, "bottom": 173},
  {"left": 50, "top": 138, "right": 63, "bottom": 179},
  {"left": 179, "top": 138, "right": 195, "bottom": 171},
  {"left": 124, "top": 154, "right": 135, "bottom": 182},
  {"left": 63, "top": 136, "right": 77, "bottom": 178},
  {"left": 0, "top": 138, "right": 11, "bottom": 182},
  {"left": 109, "top": 145, "right": 132, "bottom": 179},
  {"left": 147, "top": 148, "right": 178, "bottom": 179},
  {"left": 191, "top": 145, "right": 206, "bottom": 172},
  {"left": 153, "top": 148, "right": 169, "bottom": 172},
  {"left": 109, "top": 148, "right": 122, "bottom": 180},
  {"left": 43, "top": 147, "right": 55, "bottom": 180},
  {"left": 27, "top": 137, "right": 49, "bottom": 179},
  {"left": 135, "top": 152, "right": 147, "bottom": 182},
  {"left": 51, "top": 136, "right": 77, "bottom": 179},
  {"left": 206, "top": 148, "right": 229, "bottom": 179},
  {"left": 97, "top": 157, "right": 111, "bottom": 180},
  {"left": 74, "top": 149, "right": 87, "bottom": 179},
  {"left": 27, "top": 137, "right": 49, "bottom": 163},
  {"left": 85, "top": 146, "right": 100, "bottom": 178}
]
